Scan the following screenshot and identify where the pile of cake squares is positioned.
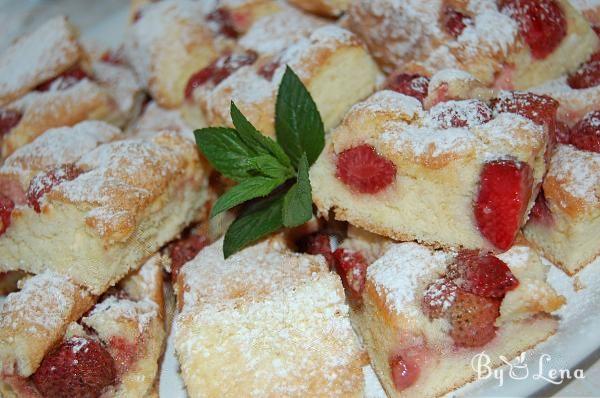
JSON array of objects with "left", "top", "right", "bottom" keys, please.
[{"left": 0, "top": 0, "right": 598, "bottom": 397}]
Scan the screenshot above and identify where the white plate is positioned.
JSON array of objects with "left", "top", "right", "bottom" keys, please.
[{"left": 80, "top": 8, "right": 600, "bottom": 398}]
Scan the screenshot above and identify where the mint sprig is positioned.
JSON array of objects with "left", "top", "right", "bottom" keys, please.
[{"left": 194, "top": 67, "right": 325, "bottom": 258}]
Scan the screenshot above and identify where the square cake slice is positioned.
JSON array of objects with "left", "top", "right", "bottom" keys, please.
[
  {"left": 0, "top": 122, "right": 209, "bottom": 294},
  {"left": 353, "top": 241, "right": 564, "bottom": 398},
  {"left": 311, "top": 90, "right": 549, "bottom": 252},
  {"left": 174, "top": 236, "right": 367, "bottom": 397}
]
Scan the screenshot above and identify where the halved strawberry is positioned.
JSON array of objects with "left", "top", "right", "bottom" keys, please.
[
  {"left": 32, "top": 337, "right": 116, "bottom": 398},
  {"left": 296, "top": 232, "right": 334, "bottom": 267},
  {"left": 421, "top": 277, "right": 458, "bottom": 319},
  {"left": 168, "top": 232, "right": 210, "bottom": 282},
  {"left": 0, "top": 195, "right": 14, "bottom": 236},
  {"left": 0, "top": 109, "right": 22, "bottom": 137},
  {"left": 389, "top": 354, "right": 420, "bottom": 392},
  {"left": 567, "top": 52, "right": 600, "bottom": 90},
  {"left": 336, "top": 145, "right": 396, "bottom": 194},
  {"left": 449, "top": 291, "right": 501, "bottom": 347},
  {"left": 529, "top": 190, "right": 554, "bottom": 226},
  {"left": 386, "top": 73, "right": 430, "bottom": 104},
  {"left": 26, "top": 164, "right": 83, "bottom": 213},
  {"left": 474, "top": 160, "right": 533, "bottom": 251},
  {"left": 184, "top": 51, "right": 258, "bottom": 99},
  {"left": 569, "top": 111, "right": 600, "bottom": 153},
  {"left": 332, "top": 248, "right": 368, "bottom": 299},
  {"left": 442, "top": 6, "right": 471, "bottom": 38},
  {"left": 451, "top": 251, "right": 519, "bottom": 298},
  {"left": 206, "top": 8, "right": 238, "bottom": 39},
  {"left": 499, "top": 0, "right": 567, "bottom": 59}
]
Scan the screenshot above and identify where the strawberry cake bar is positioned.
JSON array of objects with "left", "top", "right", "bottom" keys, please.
[
  {"left": 0, "top": 121, "right": 209, "bottom": 294},
  {"left": 0, "top": 254, "right": 167, "bottom": 398},
  {"left": 353, "top": 241, "right": 564, "bottom": 398},
  {"left": 345, "top": 0, "right": 599, "bottom": 89},
  {"left": 184, "top": 24, "right": 381, "bottom": 137},
  {"left": 174, "top": 236, "right": 367, "bottom": 397},
  {"left": 311, "top": 89, "right": 550, "bottom": 252},
  {"left": 524, "top": 111, "right": 600, "bottom": 275},
  {"left": 0, "top": 16, "right": 123, "bottom": 160}
]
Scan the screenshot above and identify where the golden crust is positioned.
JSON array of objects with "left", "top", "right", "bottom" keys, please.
[
  {"left": 1, "top": 80, "right": 117, "bottom": 160},
  {"left": 0, "top": 16, "right": 82, "bottom": 107}
]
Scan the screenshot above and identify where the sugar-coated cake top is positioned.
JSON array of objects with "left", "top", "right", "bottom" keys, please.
[
  {"left": 49, "top": 130, "right": 204, "bottom": 241},
  {"left": 547, "top": 144, "right": 600, "bottom": 210},
  {"left": 179, "top": 236, "right": 328, "bottom": 311},
  {"left": 239, "top": 6, "right": 326, "bottom": 55},
  {"left": 84, "top": 296, "right": 158, "bottom": 335},
  {"left": 335, "top": 90, "right": 544, "bottom": 167},
  {"left": 0, "top": 16, "right": 81, "bottom": 106},
  {"left": 0, "top": 271, "right": 89, "bottom": 336},
  {"left": 1, "top": 121, "right": 120, "bottom": 189},
  {"left": 176, "top": 272, "right": 364, "bottom": 397},
  {"left": 347, "top": 0, "right": 518, "bottom": 71}
]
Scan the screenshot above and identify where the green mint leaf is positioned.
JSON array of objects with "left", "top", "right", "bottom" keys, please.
[
  {"left": 211, "top": 176, "right": 282, "bottom": 218},
  {"left": 230, "top": 102, "right": 292, "bottom": 168},
  {"left": 194, "top": 127, "right": 255, "bottom": 182},
  {"left": 282, "top": 153, "right": 312, "bottom": 227},
  {"left": 244, "top": 155, "right": 294, "bottom": 180},
  {"left": 275, "top": 66, "right": 325, "bottom": 167},
  {"left": 223, "top": 191, "right": 285, "bottom": 258}
]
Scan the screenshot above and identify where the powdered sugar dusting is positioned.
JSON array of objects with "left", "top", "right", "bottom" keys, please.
[
  {"left": 549, "top": 144, "right": 600, "bottom": 204},
  {"left": 0, "top": 16, "right": 80, "bottom": 105},
  {"left": 368, "top": 242, "right": 452, "bottom": 317},
  {"left": 85, "top": 296, "right": 158, "bottom": 334},
  {"left": 349, "top": 90, "right": 423, "bottom": 118},
  {"left": 0, "top": 271, "right": 87, "bottom": 333}
]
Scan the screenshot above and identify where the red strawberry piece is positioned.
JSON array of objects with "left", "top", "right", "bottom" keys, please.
[
  {"left": 451, "top": 250, "right": 519, "bottom": 298},
  {"left": 491, "top": 92, "right": 559, "bottom": 142},
  {"left": 336, "top": 145, "right": 396, "bottom": 194},
  {"left": 332, "top": 248, "right": 368, "bottom": 299},
  {"left": 184, "top": 51, "right": 258, "bottom": 99},
  {"left": 422, "top": 277, "right": 458, "bottom": 319},
  {"left": 430, "top": 99, "right": 493, "bottom": 129},
  {"left": 257, "top": 59, "right": 281, "bottom": 81},
  {"left": 36, "top": 66, "right": 90, "bottom": 92},
  {"left": 168, "top": 232, "right": 210, "bottom": 281},
  {"left": 499, "top": 0, "right": 566, "bottom": 60},
  {"left": 0, "top": 108, "right": 22, "bottom": 137},
  {"left": 26, "top": 164, "right": 83, "bottom": 213},
  {"left": 386, "top": 73, "right": 430, "bottom": 104},
  {"left": 32, "top": 337, "right": 116, "bottom": 398},
  {"left": 100, "top": 49, "right": 125, "bottom": 66},
  {"left": 474, "top": 160, "right": 533, "bottom": 251},
  {"left": 569, "top": 111, "right": 600, "bottom": 153},
  {"left": 389, "top": 354, "right": 420, "bottom": 391},
  {"left": 0, "top": 195, "right": 15, "bottom": 236},
  {"left": 296, "top": 232, "right": 334, "bottom": 267},
  {"left": 449, "top": 290, "right": 501, "bottom": 347},
  {"left": 206, "top": 8, "right": 239, "bottom": 39},
  {"left": 530, "top": 190, "right": 553, "bottom": 226},
  {"left": 441, "top": 6, "right": 472, "bottom": 38},
  {"left": 567, "top": 51, "right": 600, "bottom": 89}
]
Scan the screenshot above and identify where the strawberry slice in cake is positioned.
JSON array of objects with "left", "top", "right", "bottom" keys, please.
[
  {"left": 0, "top": 255, "right": 167, "bottom": 398},
  {"left": 353, "top": 241, "right": 563, "bottom": 398},
  {"left": 525, "top": 111, "right": 600, "bottom": 275},
  {"left": 346, "top": 0, "right": 599, "bottom": 89},
  {"left": 311, "top": 89, "right": 550, "bottom": 252}
]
